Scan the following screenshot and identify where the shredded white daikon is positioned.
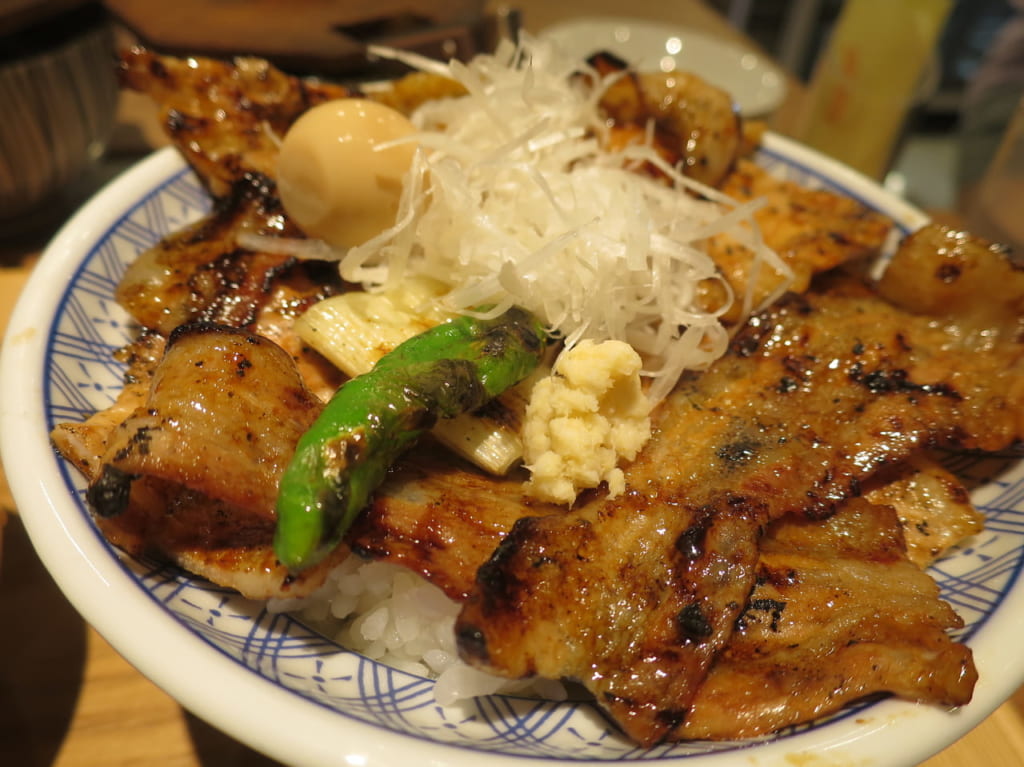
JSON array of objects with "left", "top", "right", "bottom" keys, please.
[{"left": 292, "top": 36, "right": 789, "bottom": 401}]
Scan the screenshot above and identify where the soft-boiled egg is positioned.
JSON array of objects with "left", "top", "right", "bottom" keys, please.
[{"left": 277, "top": 98, "right": 417, "bottom": 250}]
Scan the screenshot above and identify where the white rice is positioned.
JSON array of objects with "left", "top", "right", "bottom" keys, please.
[{"left": 267, "top": 554, "right": 568, "bottom": 705}]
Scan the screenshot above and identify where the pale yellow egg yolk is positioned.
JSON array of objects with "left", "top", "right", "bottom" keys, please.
[{"left": 277, "top": 98, "right": 416, "bottom": 250}]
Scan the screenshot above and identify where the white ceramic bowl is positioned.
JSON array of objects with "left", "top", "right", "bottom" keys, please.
[
  {"left": 3, "top": 135, "right": 1024, "bottom": 767},
  {"left": 0, "top": 7, "right": 118, "bottom": 222}
]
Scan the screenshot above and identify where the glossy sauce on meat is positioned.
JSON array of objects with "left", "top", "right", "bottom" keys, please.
[
  {"left": 454, "top": 225, "right": 1023, "bottom": 746},
  {"left": 85, "top": 324, "right": 340, "bottom": 598},
  {"left": 681, "top": 499, "right": 976, "bottom": 739}
]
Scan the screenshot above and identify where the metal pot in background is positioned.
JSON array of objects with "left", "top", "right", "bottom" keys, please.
[{"left": 0, "top": 3, "right": 118, "bottom": 228}]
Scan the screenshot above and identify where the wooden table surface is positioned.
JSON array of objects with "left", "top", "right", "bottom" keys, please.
[{"left": 1, "top": 1, "right": 1022, "bottom": 765}]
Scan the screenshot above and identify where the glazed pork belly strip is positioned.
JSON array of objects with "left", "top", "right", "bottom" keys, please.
[
  {"left": 116, "top": 46, "right": 350, "bottom": 199},
  {"left": 347, "top": 439, "right": 985, "bottom": 600},
  {"left": 57, "top": 323, "right": 349, "bottom": 599},
  {"left": 680, "top": 497, "right": 976, "bottom": 740},
  {"left": 453, "top": 225, "right": 1024, "bottom": 746},
  {"left": 862, "top": 451, "right": 984, "bottom": 568}
]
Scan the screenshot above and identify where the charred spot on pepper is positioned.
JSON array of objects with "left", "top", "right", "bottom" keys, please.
[
  {"left": 417, "top": 358, "right": 489, "bottom": 418},
  {"left": 315, "top": 480, "right": 354, "bottom": 543},
  {"left": 322, "top": 428, "right": 367, "bottom": 476},
  {"left": 480, "top": 306, "right": 549, "bottom": 358}
]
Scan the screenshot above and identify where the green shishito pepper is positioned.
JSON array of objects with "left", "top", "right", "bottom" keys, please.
[{"left": 274, "top": 305, "right": 549, "bottom": 571}]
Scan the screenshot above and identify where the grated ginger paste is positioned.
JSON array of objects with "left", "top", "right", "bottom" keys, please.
[{"left": 522, "top": 340, "right": 652, "bottom": 505}]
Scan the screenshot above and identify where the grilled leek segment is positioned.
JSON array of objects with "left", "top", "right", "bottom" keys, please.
[{"left": 295, "top": 277, "right": 547, "bottom": 474}]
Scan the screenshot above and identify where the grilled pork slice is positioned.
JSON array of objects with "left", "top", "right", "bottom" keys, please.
[
  {"left": 588, "top": 51, "right": 744, "bottom": 188},
  {"left": 115, "top": 171, "right": 344, "bottom": 338},
  {"left": 455, "top": 224, "right": 1024, "bottom": 746},
  {"left": 877, "top": 222, "right": 1024, "bottom": 337},
  {"left": 715, "top": 158, "right": 894, "bottom": 295},
  {"left": 694, "top": 156, "right": 893, "bottom": 324},
  {"left": 52, "top": 332, "right": 166, "bottom": 482},
  {"left": 348, "top": 449, "right": 561, "bottom": 601},
  {"left": 80, "top": 323, "right": 343, "bottom": 599},
  {"left": 353, "top": 446, "right": 985, "bottom": 606},
  {"left": 863, "top": 453, "right": 984, "bottom": 568},
  {"left": 118, "top": 47, "right": 350, "bottom": 198},
  {"left": 697, "top": 158, "right": 893, "bottom": 326},
  {"left": 681, "top": 498, "right": 975, "bottom": 739}
]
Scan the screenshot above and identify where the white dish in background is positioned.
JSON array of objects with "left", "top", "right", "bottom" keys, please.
[
  {"left": 539, "top": 16, "right": 787, "bottom": 116},
  {"left": 3, "top": 135, "right": 1024, "bottom": 767}
]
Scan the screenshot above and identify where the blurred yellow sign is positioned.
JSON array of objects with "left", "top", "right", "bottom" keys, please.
[{"left": 796, "top": 0, "right": 952, "bottom": 179}]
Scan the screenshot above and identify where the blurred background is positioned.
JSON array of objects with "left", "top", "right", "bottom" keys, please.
[
  {"left": 1, "top": 0, "right": 1019, "bottom": 229},
  {"left": 708, "top": 0, "right": 1018, "bottom": 213}
]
